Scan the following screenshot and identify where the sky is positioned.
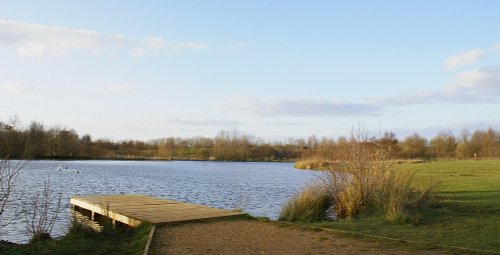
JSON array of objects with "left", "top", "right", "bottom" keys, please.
[{"left": 1, "top": 1, "right": 499, "bottom": 141}]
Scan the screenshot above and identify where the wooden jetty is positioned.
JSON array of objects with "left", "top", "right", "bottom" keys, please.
[{"left": 70, "top": 194, "right": 245, "bottom": 227}]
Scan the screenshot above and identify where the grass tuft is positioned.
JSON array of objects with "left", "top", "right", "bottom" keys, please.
[{"left": 279, "top": 183, "right": 331, "bottom": 222}]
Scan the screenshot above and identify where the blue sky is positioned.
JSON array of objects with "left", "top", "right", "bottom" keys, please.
[{"left": 1, "top": 1, "right": 499, "bottom": 141}]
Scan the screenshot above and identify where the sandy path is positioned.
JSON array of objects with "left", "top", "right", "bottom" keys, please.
[{"left": 152, "top": 219, "right": 453, "bottom": 255}]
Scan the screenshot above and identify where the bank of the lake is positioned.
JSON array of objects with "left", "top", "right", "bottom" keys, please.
[
  {"left": 0, "top": 222, "right": 152, "bottom": 255},
  {"left": 292, "top": 160, "right": 500, "bottom": 253}
]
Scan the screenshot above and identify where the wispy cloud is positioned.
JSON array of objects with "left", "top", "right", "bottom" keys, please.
[
  {"left": 369, "top": 90, "right": 488, "bottom": 105},
  {"left": 0, "top": 20, "right": 208, "bottom": 57},
  {"left": 444, "top": 48, "right": 485, "bottom": 70},
  {"left": 371, "top": 66, "right": 500, "bottom": 106},
  {"left": 161, "top": 118, "right": 240, "bottom": 126},
  {"left": 0, "top": 83, "right": 41, "bottom": 95},
  {"left": 450, "top": 66, "right": 500, "bottom": 93},
  {"left": 235, "top": 98, "right": 381, "bottom": 117},
  {"left": 444, "top": 42, "right": 500, "bottom": 70},
  {"left": 394, "top": 118, "right": 500, "bottom": 139}
]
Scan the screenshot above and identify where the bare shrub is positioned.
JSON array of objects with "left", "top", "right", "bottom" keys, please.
[
  {"left": 326, "top": 134, "right": 434, "bottom": 221},
  {"left": 283, "top": 132, "right": 435, "bottom": 223},
  {"left": 24, "top": 176, "right": 62, "bottom": 241},
  {"left": 0, "top": 159, "right": 26, "bottom": 229}
]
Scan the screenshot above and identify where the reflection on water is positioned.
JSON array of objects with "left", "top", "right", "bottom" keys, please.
[{"left": 0, "top": 160, "right": 318, "bottom": 243}]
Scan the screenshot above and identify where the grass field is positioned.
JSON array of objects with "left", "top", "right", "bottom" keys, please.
[{"left": 308, "top": 160, "right": 500, "bottom": 253}]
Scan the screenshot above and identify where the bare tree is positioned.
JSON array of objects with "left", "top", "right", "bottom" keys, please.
[
  {"left": 24, "top": 176, "right": 62, "bottom": 241},
  {"left": 0, "top": 159, "right": 26, "bottom": 228}
]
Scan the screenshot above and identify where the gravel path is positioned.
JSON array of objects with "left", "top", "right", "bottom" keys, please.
[{"left": 152, "top": 219, "right": 452, "bottom": 255}]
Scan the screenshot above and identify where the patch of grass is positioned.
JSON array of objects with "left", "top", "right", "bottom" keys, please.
[
  {"left": 307, "top": 160, "right": 500, "bottom": 253},
  {"left": 129, "top": 222, "right": 153, "bottom": 254},
  {"left": 0, "top": 221, "right": 153, "bottom": 255}
]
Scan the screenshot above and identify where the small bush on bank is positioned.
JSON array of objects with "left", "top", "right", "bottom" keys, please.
[{"left": 285, "top": 134, "right": 435, "bottom": 223}]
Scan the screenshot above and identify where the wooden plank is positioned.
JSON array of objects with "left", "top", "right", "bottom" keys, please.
[
  {"left": 70, "top": 195, "right": 245, "bottom": 227},
  {"left": 143, "top": 212, "right": 244, "bottom": 223},
  {"left": 70, "top": 198, "right": 143, "bottom": 227},
  {"left": 108, "top": 205, "right": 215, "bottom": 211}
]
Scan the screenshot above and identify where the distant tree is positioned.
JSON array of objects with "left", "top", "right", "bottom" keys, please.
[
  {"left": 307, "top": 135, "right": 318, "bottom": 150},
  {"left": 317, "top": 137, "right": 336, "bottom": 159},
  {"left": 429, "top": 130, "right": 456, "bottom": 158},
  {"left": 79, "top": 134, "right": 93, "bottom": 158},
  {"left": 469, "top": 128, "right": 500, "bottom": 158},
  {"left": 213, "top": 129, "right": 253, "bottom": 161},
  {"left": 400, "top": 133, "right": 428, "bottom": 159},
  {"left": 191, "top": 136, "right": 213, "bottom": 160},
  {"left": 24, "top": 121, "right": 47, "bottom": 158},
  {"left": 455, "top": 129, "right": 471, "bottom": 159},
  {"left": 0, "top": 117, "right": 26, "bottom": 158},
  {"left": 376, "top": 132, "right": 400, "bottom": 158},
  {"left": 47, "top": 128, "right": 80, "bottom": 157},
  {"left": 92, "top": 139, "right": 118, "bottom": 158}
]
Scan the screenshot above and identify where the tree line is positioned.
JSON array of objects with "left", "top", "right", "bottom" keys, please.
[{"left": 1, "top": 119, "right": 500, "bottom": 161}]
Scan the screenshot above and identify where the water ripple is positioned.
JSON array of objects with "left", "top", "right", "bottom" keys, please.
[{"left": 0, "top": 160, "right": 318, "bottom": 243}]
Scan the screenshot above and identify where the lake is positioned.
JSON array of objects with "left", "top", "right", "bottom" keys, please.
[{"left": 0, "top": 160, "right": 318, "bottom": 243}]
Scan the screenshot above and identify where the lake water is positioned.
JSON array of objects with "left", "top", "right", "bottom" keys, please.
[{"left": 0, "top": 160, "right": 318, "bottom": 243}]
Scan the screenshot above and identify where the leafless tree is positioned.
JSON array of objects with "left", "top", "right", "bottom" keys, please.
[
  {"left": 0, "top": 159, "right": 26, "bottom": 228},
  {"left": 24, "top": 176, "right": 62, "bottom": 241}
]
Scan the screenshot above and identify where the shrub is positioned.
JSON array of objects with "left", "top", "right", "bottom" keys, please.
[
  {"left": 327, "top": 140, "right": 434, "bottom": 221},
  {"left": 285, "top": 133, "right": 435, "bottom": 223}
]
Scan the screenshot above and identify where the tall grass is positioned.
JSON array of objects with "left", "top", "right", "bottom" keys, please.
[
  {"left": 294, "top": 158, "right": 336, "bottom": 170},
  {"left": 282, "top": 134, "right": 435, "bottom": 223},
  {"left": 279, "top": 183, "right": 331, "bottom": 222}
]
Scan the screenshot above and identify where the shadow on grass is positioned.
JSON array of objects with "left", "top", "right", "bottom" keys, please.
[{"left": 435, "top": 190, "right": 500, "bottom": 215}]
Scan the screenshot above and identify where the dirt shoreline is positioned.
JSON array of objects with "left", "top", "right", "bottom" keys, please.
[{"left": 152, "top": 219, "right": 454, "bottom": 255}]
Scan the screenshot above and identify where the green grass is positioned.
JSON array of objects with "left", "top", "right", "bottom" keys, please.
[
  {"left": 306, "top": 160, "right": 500, "bottom": 253},
  {"left": 0, "top": 222, "right": 153, "bottom": 255}
]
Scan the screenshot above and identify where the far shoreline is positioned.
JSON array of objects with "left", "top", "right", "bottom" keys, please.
[{"left": 9, "top": 156, "right": 297, "bottom": 164}]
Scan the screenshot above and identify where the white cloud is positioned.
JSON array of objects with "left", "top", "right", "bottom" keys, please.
[
  {"left": 16, "top": 42, "right": 48, "bottom": 57},
  {"left": 235, "top": 98, "right": 381, "bottom": 117},
  {"left": 452, "top": 66, "right": 500, "bottom": 93},
  {"left": 444, "top": 48, "right": 485, "bottom": 70},
  {"left": 0, "top": 83, "right": 39, "bottom": 95},
  {"left": 0, "top": 20, "right": 208, "bottom": 57},
  {"left": 370, "top": 66, "right": 500, "bottom": 106}
]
